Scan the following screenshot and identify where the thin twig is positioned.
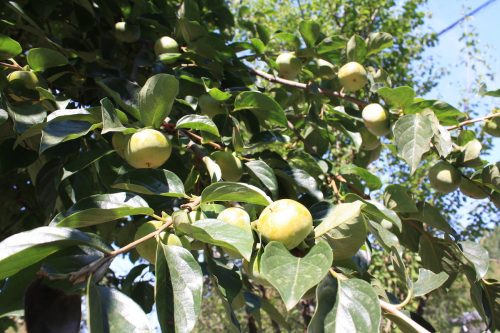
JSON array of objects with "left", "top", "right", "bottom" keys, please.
[
  {"left": 248, "top": 67, "right": 368, "bottom": 108},
  {"left": 0, "top": 61, "right": 23, "bottom": 70},
  {"left": 180, "top": 129, "right": 223, "bottom": 150},
  {"left": 446, "top": 112, "right": 499, "bottom": 130},
  {"left": 327, "top": 175, "right": 342, "bottom": 202}
]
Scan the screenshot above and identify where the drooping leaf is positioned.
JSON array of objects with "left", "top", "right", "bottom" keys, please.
[
  {"left": 260, "top": 240, "right": 333, "bottom": 310},
  {"left": 27, "top": 48, "right": 68, "bottom": 71},
  {"left": 459, "top": 241, "right": 489, "bottom": 281},
  {"left": 139, "top": 74, "right": 179, "bottom": 128},
  {"left": 54, "top": 192, "right": 153, "bottom": 228},
  {"left": 245, "top": 160, "right": 279, "bottom": 199},
  {"left": 0, "top": 35, "right": 22, "bottom": 59},
  {"left": 393, "top": 114, "right": 433, "bottom": 174},
  {"left": 0, "top": 227, "right": 110, "bottom": 280},
  {"left": 112, "top": 169, "right": 186, "bottom": 198},
  {"left": 299, "top": 20, "right": 321, "bottom": 47},
  {"left": 62, "top": 147, "right": 114, "bottom": 180},
  {"left": 178, "top": 219, "right": 254, "bottom": 261},
  {"left": 308, "top": 275, "right": 381, "bottom": 333},
  {"left": 40, "top": 120, "right": 100, "bottom": 153},
  {"left": 233, "top": 91, "right": 287, "bottom": 127},
  {"left": 413, "top": 268, "right": 449, "bottom": 297},
  {"left": 156, "top": 244, "right": 203, "bottom": 333},
  {"left": 176, "top": 114, "right": 220, "bottom": 136},
  {"left": 383, "top": 185, "right": 418, "bottom": 213},
  {"left": 366, "top": 32, "right": 393, "bottom": 56},
  {"left": 344, "top": 194, "right": 402, "bottom": 231},
  {"left": 201, "top": 182, "right": 272, "bottom": 206},
  {"left": 346, "top": 34, "right": 367, "bottom": 62},
  {"left": 101, "top": 98, "right": 126, "bottom": 134}
]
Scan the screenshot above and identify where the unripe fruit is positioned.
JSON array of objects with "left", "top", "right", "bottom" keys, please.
[
  {"left": 359, "top": 127, "right": 381, "bottom": 151},
  {"left": 124, "top": 129, "right": 172, "bottom": 169},
  {"left": 112, "top": 132, "right": 129, "bottom": 158},
  {"left": 114, "top": 22, "right": 141, "bottom": 43},
  {"left": 459, "top": 178, "right": 488, "bottom": 199},
  {"left": 483, "top": 117, "right": 500, "bottom": 137},
  {"left": 134, "top": 220, "right": 163, "bottom": 264},
  {"left": 362, "top": 103, "right": 390, "bottom": 136},
  {"left": 217, "top": 207, "right": 251, "bottom": 230},
  {"left": 316, "top": 59, "right": 335, "bottom": 79},
  {"left": 161, "top": 233, "right": 191, "bottom": 250},
  {"left": 198, "top": 94, "right": 224, "bottom": 118},
  {"left": 211, "top": 151, "right": 243, "bottom": 182},
  {"left": 276, "top": 53, "right": 302, "bottom": 80},
  {"left": 428, "top": 161, "right": 461, "bottom": 193},
  {"left": 482, "top": 163, "right": 500, "bottom": 189},
  {"left": 255, "top": 199, "right": 313, "bottom": 250},
  {"left": 7, "top": 71, "right": 39, "bottom": 90},
  {"left": 154, "top": 36, "right": 179, "bottom": 55},
  {"left": 338, "top": 62, "right": 368, "bottom": 92},
  {"left": 188, "top": 210, "right": 207, "bottom": 223}
]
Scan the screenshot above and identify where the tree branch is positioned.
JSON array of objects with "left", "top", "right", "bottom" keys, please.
[
  {"left": 0, "top": 61, "right": 23, "bottom": 70},
  {"left": 446, "top": 112, "right": 499, "bottom": 131}
]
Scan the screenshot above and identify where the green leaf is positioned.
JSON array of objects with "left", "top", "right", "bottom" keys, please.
[
  {"left": 0, "top": 108, "right": 7, "bottom": 126},
  {"left": 459, "top": 241, "right": 489, "bottom": 281},
  {"left": 233, "top": 91, "right": 287, "bottom": 127},
  {"left": 314, "top": 201, "right": 365, "bottom": 237},
  {"left": 139, "top": 74, "right": 179, "bottom": 128},
  {"left": 260, "top": 240, "right": 333, "bottom": 310},
  {"left": 383, "top": 185, "right": 418, "bottom": 213},
  {"left": 87, "top": 285, "right": 152, "bottom": 332},
  {"left": 112, "top": 169, "right": 186, "bottom": 198},
  {"left": 406, "top": 202, "right": 455, "bottom": 234},
  {"left": 0, "top": 226, "right": 110, "bottom": 280},
  {"left": 176, "top": 114, "right": 220, "bottom": 137},
  {"left": 339, "top": 164, "right": 382, "bottom": 190},
  {"left": 62, "top": 147, "right": 114, "bottom": 180},
  {"left": 101, "top": 98, "right": 126, "bottom": 134},
  {"left": 0, "top": 35, "right": 22, "bottom": 60},
  {"left": 245, "top": 160, "right": 279, "bottom": 199},
  {"left": 156, "top": 244, "right": 203, "bottom": 333},
  {"left": 309, "top": 275, "right": 381, "bottom": 333},
  {"left": 418, "top": 234, "right": 457, "bottom": 276},
  {"left": 299, "top": 20, "right": 321, "bottom": 47},
  {"left": 40, "top": 120, "right": 100, "bottom": 153},
  {"left": 27, "top": 48, "right": 68, "bottom": 71},
  {"left": 405, "top": 100, "right": 465, "bottom": 126},
  {"left": 206, "top": 256, "right": 242, "bottom": 304},
  {"left": 54, "top": 192, "right": 153, "bottom": 228},
  {"left": 346, "top": 34, "right": 367, "bottom": 63},
  {"left": 261, "top": 298, "right": 291, "bottom": 331},
  {"left": 201, "top": 182, "right": 272, "bottom": 206},
  {"left": 377, "top": 86, "right": 415, "bottom": 108},
  {"left": 317, "top": 36, "right": 346, "bottom": 54},
  {"left": 178, "top": 219, "right": 254, "bottom": 261},
  {"left": 208, "top": 88, "right": 232, "bottom": 101},
  {"left": 250, "top": 38, "right": 266, "bottom": 54},
  {"left": 393, "top": 114, "right": 433, "bottom": 174},
  {"left": 367, "top": 220, "right": 400, "bottom": 251},
  {"left": 95, "top": 79, "right": 141, "bottom": 121},
  {"left": 413, "top": 268, "right": 449, "bottom": 297},
  {"left": 344, "top": 194, "right": 402, "bottom": 231},
  {"left": 366, "top": 32, "right": 393, "bottom": 56},
  {"left": 479, "top": 83, "right": 500, "bottom": 97}
]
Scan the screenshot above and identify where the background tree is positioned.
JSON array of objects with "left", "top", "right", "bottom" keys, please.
[{"left": 0, "top": 0, "right": 498, "bottom": 332}]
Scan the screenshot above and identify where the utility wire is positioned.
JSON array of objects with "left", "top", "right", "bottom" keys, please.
[{"left": 437, "top": 0, "right": 498, "bottom": 36}]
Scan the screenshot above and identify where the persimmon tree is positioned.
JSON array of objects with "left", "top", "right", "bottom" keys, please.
[{"left": 0, "top": 0, "right": 499, "bottom": 332}]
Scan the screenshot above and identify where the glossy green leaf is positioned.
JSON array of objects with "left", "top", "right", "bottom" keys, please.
[
  {"left": 178, "top": 219, "right": 254, "bottom": 261},
  {"left": 88, "top": 285, "right": 151, "bottom": 333},
  {"left": 367, "top": 220, "right": 400, "bottom": 251},
  {"left": 206, "top": 256, "right": 242, "bottom": 304},
  {"left": 260, "top": 240, "right": 333, "bottom": 310},
  {"left": 366, "top": 32, "right": 393, "bottom": 56},
  {"left": 345, "top": 194, "right": 402, "bottom": 231},
  {"left": 101, "top": 98, "right": 126, "bottom": 134},
  {"left": 418, "top": 234, "right": 457, "bottom": 276},
  {"left": 406, "top": 202, "right": 455, "bottom": 234},
  {"left": 40, "top": 120, "right": 100, "bottom": 153},
  {"left": 207, "top": 87, "right": 232, "bottom": 101},
  {"left": 340, "top": 164, "right": 382, "bottom": 190},
  {"left": 201, "top": 182, "right": 272, "bottom": 206},
  {"left": 233, "top": 91, "right": 287, "bottom": 127},
  {"left": 314, "top": 201, "right": 365, "bottom": 237},
  {"left": 139, "top": 74, "right": 179, "bottom": 128},
  {"left": 317, "top": 36, "right": 346, "bottom": 54},
  {"left": 95, "top": 79, "right": 141, "bottom": 120},
  {"left": 377, "top": 86, "right": 415, "bottom": 108},
  {"left": 393, "top": 114, "right": 433, "bottom": 174},
  {"left": 0, "top": 35, "right": 22, "bottom": 59},
  {"left": 245, "top": 160, "right": 279, "bottom": 199},
  {"left": 309, "top": 275, "right": 381, "bottom": 333},
  {"left": 0, "top": 226, "right": 110, "bottom": 280},
  {"left": 176, "top": 114, "right": 220, "bottom": 136},
  {"left": 459, "top": 241, "right": 489, "bottom": 281},
  {"left": 383, "top": 185, "right": 418, "bottom": 213},
  {"left": 413, "top": 268, "right": 449, "bottom": 297},
  {"left": 405, "top": 100, "right": 465, "bottom": 126},
  {"left": 156, "top": 244, "right": 203, "bottom": 333},
  {"left": 27, "top": 48, "right": 68, "bottom": 71},
  {"left": 112, "top": 169, "right": 186, "bottom": 198},
  {"left": 62, "top": 147, "right": 114, "bottom": 180},
  {"left": 54, "top": 192, "right": 153, "bottom": 228},
  {"left": 299, "top": 20, "right": 321, "bottom": 47},
  {"left": 346, "top": 34, "right": 367, "bottom": 62}
]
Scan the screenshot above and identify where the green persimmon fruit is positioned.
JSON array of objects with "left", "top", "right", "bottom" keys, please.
[
  {"left": 316, "top": 59, "right": 335, "bottom": 79},
  {"left": 362, "top": 103, "right": 390, "bottom": 136},
  {"left": 7, "top": 70, "right": 39, "bottom": 90},
  {"left": 217, "top": 207, "right": 251, "bottom": 230},
  {"left": 276, "top": 52, "right": 302, "bottom": 80},
  {"left": 359, "top": 127, "right": 381, "bottom": 151},
  {"left": 459, "top": 177, "right": 488, "bottom": 199},
  {"left": 154, "top": 36, "right": 179, "bottom": 55},
  {"left": 111, "top": 132, "right": 129, "bottom": 158},
  {"left": 211, "top": 150, "right": 243, "bottom": 182},
  {"left": 338, "top": 62, "right": 368, "bottom": 92},
  {"left": 161, "top": 233, "right": 191, "bottom": 250},
  {"left": 482, "top": 163, "right": 500, "bottom": 189},
  {"left": 254, "top": 199, "right": 313, "bottom": 250},
  {"left": 124, "top": 129, "right": 172, "bottom": 169},
  {"left": 114, "top": 22, "right": 141, "bottom": 43},
  {"left": 428, "top": 161, "right": 461, "bottom": 194},
  {"left": 134, "top": 220, "right": 163, "bottom": 264},
  {"left": 198, "top": 94, "right": 224, "bottom": 117}
]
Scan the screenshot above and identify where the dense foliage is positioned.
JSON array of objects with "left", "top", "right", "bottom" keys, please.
[{"left": 0, "top": 0, "right": 498, "bottom": 332}]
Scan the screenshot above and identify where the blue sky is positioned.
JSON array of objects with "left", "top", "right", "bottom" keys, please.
[{"left": 422, "top": 0, "right": 500, "bottom": 162}]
